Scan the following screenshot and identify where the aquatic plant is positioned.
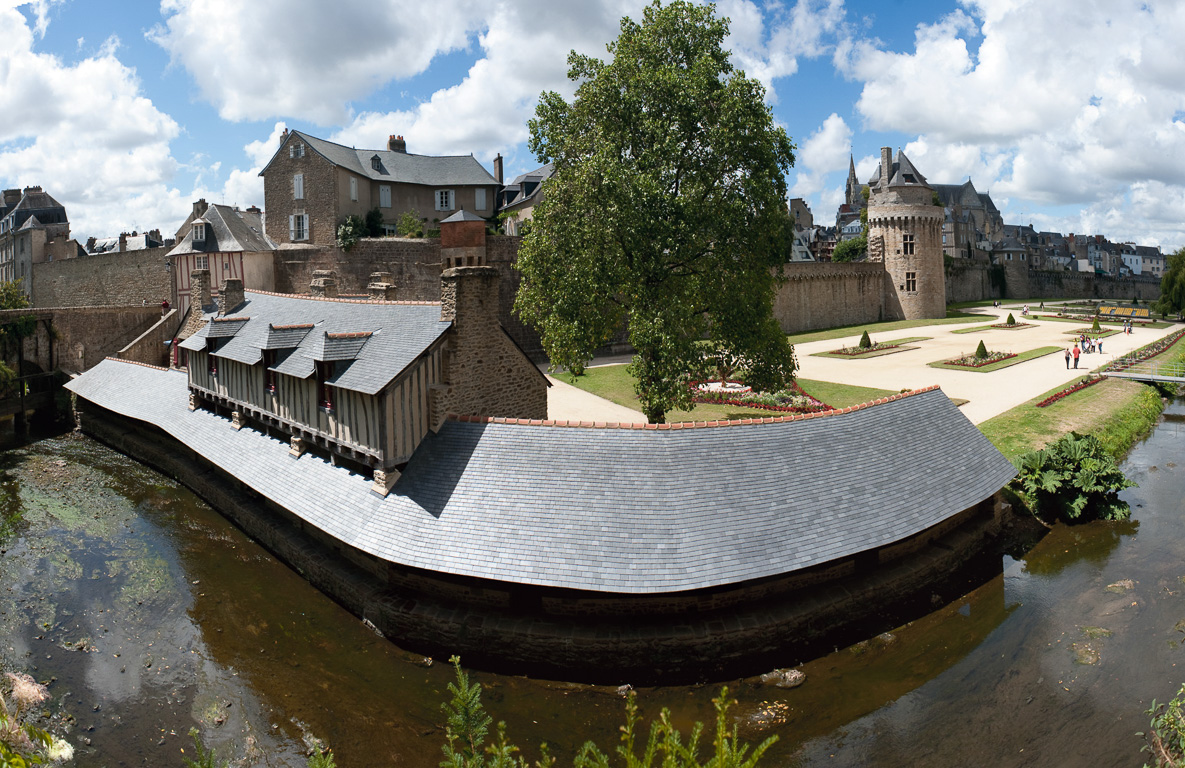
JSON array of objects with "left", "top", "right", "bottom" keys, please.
[
  {"left": 0, "top": 672, "right": 72, "bottom": 766},
  {"left": 1139, "top": 682, "right": 1185, "bottom": 767},
  {"left": 440, "top": 656, "right": 776, "bottom": 767},
  {"left": 1014, "top": 432, "right": 1136, "bottom": 523}
]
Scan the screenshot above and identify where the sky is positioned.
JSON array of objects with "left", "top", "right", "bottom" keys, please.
[{"left": 3, "top": 0, "right": 1185, "bottom": 250}]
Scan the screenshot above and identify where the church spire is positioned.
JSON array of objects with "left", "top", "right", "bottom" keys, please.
[{"left": 846, "top": 154, "right": 861, "bottom": 209}]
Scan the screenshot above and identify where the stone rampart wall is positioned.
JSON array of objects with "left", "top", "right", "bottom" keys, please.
[
  {"left": 116, "top": 309, "right": 180, "bottom": 368},
  {"left": 31, "top": 247, "right": 171, "bottom": 308},
  {"left": 0, "top": 306, "right": 163, "bottom": 373},
  {"left": 772, "top": 262, "right": 886, "bottom": 333},
  {"left": 942, "top": 262, "right": 1160, "bottom": 304}
]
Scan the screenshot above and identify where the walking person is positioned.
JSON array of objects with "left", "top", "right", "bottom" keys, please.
[
  {"left": 1072, "top": 345, "right": 1080, "bottom": 369},
  {"left": 1065, "top": 348, "right": 1071, "bottom": 369}
]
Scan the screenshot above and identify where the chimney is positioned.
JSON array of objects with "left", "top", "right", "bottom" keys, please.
[
  {"left": 148, "top": 228, "right": 161, "bottom": 244},
  {"left": 880, "top": 147, "right": 892, "bottom": 188},
  {"left": 367, "top": 271, "right": 394, "bottom": 300},
  {"left": 193, "top": 198, "right": 208, "bottom": 220},
  {"left": 281, "top": 128, "right": 289, "bottom": 145},
  {"left": 388, "top": 134, "right": 407, "bottom": 153},
  {"left": 192, "top": 269, "right": 212, "bottom": 309},
  {"left": 439, "top": 265, "right": 498, "bottom": 324},
  {"left": 309, "top": 270, "right": 338, "bottom": 298},
  {"left": 85, "top": 236, "right": 96, "bottom": 252},
  {"left": 493, "top": 153, "right": 503, "bottom": 184},
  {"left": 218, "top": 278, "right": 244, "bottom": 316},
  {"left": 118, "top": 232, "right": 128, "bottom": 253},
  {"left": 246, "top": 205, "right": 261, "bottom": 215}
]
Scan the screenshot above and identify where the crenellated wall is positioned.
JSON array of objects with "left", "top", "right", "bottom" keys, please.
[{"left": 771, "top": 262, "right": 886, "bottom": 333}]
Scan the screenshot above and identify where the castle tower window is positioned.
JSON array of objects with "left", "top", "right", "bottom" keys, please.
[
  {"left": 905, "top": 271, "right": 917, "bottom": 292},
  {"left": 903, "top": 233, "right": 915, "bottom": 255}
]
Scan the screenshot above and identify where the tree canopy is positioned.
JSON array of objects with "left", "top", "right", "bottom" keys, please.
[
  {"left": 1156, "top": 246, "right": 1185, "bottom": 317},
  {"left": 515, "top": 0, "right": 798, "bottom": 423}
]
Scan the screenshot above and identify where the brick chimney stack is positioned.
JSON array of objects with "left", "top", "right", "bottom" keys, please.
[
  {"left": 493, "top": 153, "right": 503, "bottom": 184},
  {"left": 118, "top": 232, "right": 127, "bottom": 253},
  {"left": 309, "top": 270, "right": 338, "bottom": 298},
  {"left": 192, "top": 198, "right": 208, "bottom": 220},
  {"left": 388, "top": 134, "right": 407, "bottom": 153},
  {"left": 219, "top": 278, "right": 244, "bottom": 316},
  {"left": 192, "top": 269, "right": 212, "bottom": 309}
]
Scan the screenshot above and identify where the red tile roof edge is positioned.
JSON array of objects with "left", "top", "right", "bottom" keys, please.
[
  {"left": 244, "top": 289, "right": 440, "bottom": 306},
  {"left": 448, "top": 385, "right": 942, "bottom": 429},
  {"left": 102, "top": 356, "right": 172, "bottom": 372}
]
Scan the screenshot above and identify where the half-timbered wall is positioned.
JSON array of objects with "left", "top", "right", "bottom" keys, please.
[{"left": 387, "top": 344, "right": 443, "bottom": 463}]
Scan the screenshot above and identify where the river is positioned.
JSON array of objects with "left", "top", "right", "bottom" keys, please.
[{"left": 1, "top": 402, "right": 1182, "bottom": 767}]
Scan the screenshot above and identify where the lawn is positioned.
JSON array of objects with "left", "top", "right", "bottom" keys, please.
[
  {"left": 927, "top": 346, "right": 1062, "bottom": 372},
  {"left": 1034, "top": 314, "right": 1174, "bottom": 329},
  {"left": 950, "top": 323, "right": 1035, "bottom": 334},
  {"left": 565, "top": 364, "right": 899, "bottom": 421},
  {"left": 784, "top": 312, "right": 982, "bottom": 345}
]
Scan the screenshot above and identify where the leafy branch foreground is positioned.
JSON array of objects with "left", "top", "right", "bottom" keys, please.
[
  {"left": 441, "top": 657, "right": 774, "bottom": 768},
  {"left": 1140, "top": 683, "right": 1185, "bottom": 767}
]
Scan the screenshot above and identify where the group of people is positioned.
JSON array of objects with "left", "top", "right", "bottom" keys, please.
[
  {"left": 1121, "top": 320, "right": 1136, "bottom": 334},
  {"left": 1066, "top": 333, "right": 1105, "bottom": 368}
]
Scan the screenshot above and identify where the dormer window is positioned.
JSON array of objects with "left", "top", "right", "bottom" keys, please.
[{"left": 192, "top": 221, "right": 206, "bottom": 242}]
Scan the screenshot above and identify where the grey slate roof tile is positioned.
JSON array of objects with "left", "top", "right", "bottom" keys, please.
[{"left": 68, "top": 360, "right": 1016, "bottom": 595}]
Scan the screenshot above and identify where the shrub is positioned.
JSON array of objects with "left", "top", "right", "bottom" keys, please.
[
  {"left": 1006, "top": 312, "right": 1016, "bottom": 325},
  {"left": 1014, "top": 432, "right": 1136, "bottom": 523},
  {"left": 858, "top": 330, "right": 872, "bottom": 349},
  {"left": 1139, "top": 682, "right": 1185, "bottom": 767},
  {"left": 364, "top": 207, "right": 384, "bottom": 237},
  {"left": 335, "top": 214, "right": 366, "bottom": 252},
  {"left": 975, "top": 340, "right": 989, "bottom": 359},
  {"left": 396, "top": 208, "right": 423, "bottom": 238},
  {"left": 1092, "top": 317, "right": 1101, "bottom": 332}
]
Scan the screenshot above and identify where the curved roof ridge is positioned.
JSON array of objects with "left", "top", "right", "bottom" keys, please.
[
  {"left": 449, "top": 385, "right": 942, "bottom": 429},
  {"left": 244, "top": 288, "right": 440, "bottom": 306}
]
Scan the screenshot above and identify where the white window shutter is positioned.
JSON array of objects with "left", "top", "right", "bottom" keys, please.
[
  {"left": 294, "top": 173, "right": 303, "bottom": 200},
  {"left": 475, "top": 188, "right": 486, "bottom": 211},
  {"left": 289, "top": 215, "right": 295, "bottom": 240}
]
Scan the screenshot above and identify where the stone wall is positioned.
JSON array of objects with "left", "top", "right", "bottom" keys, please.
[
  {"left": 0, "top": 306, "right": 163, "bottom": 373},
  {"left": 434, "top": 266, "right": 548, "bottom": 422},
  {"left": 941, "top": 262, "right": 1160, "bottom": 304},
  {"left": 944, "top": 261, "right": 1002, "bottom": 304},
  {"left": 771, "top": 262, "right": 886, "bottom": 333},
  {"left": 264, "top": 133, "right": 339, "bottom": 247},
  {"left": 31, "top": 246, "right": 171, "bottom": 308},
  {"left": 116, "top": 308, "right": 179, "bottom": 368}
]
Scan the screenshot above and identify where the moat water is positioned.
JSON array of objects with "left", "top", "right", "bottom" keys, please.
[{"left": 1, "top": 403, "right": 1183, "bottom": 767}]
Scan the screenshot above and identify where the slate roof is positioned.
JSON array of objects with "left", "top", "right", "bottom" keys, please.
[
  {"left": 498, "top": 163, "right": 554, "bottom": 209},
  {"left": 168, "top": 203, "right": 276, "bottom": 257},
  {"left": 178, "top": 290, "right": 450, "bottom": 395},
  {"left": 68, "top": 360, "right": 1017, "bottom": 595},
  {"left": 262, "top": 131, "right": 498, "bottom": 188},
  {"left": 868, "top": 150, "right": 929, "bottom": 188}
]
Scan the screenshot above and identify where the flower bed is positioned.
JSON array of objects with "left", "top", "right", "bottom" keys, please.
[
  {"left": 1036, "top": 376, "right": 1105, "bottom": 407},
  {"left": 690, "top": 380, "right": 832, "bottom": 413},
  {"left": 989, "top": 322, "right": 1035, "bottom": 329},
  {"left": 1104, "top": 328, "right": 1185, "bottom": 372},
  {"left": 829, "top": 342, "right": 901, "bottom": 356},
  {"left": 943, "top": 351, "right": 1017, "bottom": 368}
]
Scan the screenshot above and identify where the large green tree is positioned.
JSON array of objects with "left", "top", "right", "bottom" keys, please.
[
  {"left": 1156, "top": 246, "right": 1185, "bottom": 317},
  {"left": 515, "top": 0, "right": 798, "bottom": 423}
]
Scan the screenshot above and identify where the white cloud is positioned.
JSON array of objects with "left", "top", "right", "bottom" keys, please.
[
  {"left": 0, "top": 5, "right": 186, "bottom": 240},
  {"left": 837, "top": 0, "right": 1185, "bottom": 246},
  {"left": 723, "top": 0, "right": 844, "bottom": 102},
  {"left": 150, "top": 0, "right": 490, "bottom": 124},
  {"left": 799, "top": 113, "right": 851, "bottom": 172},
  {"left": 214, "top": 122, "right": 288, "bottom": 211}
]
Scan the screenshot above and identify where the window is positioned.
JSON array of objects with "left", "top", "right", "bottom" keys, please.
[
  {"left": 207, "top": 353, "right": 218, "bottom": 377},
  {"left": 192, "top": 222, "right": 206, "bottom": 242},
  {"left": 349, "top": 177, "right": 358, "bottom": 201},
  {"left": 905, "top": 272, "right": 917, "bottom": 292},
  {"left": 475, "top": 188, "right": 487, "bottom": 211},
  {"left": 195, "top": 255, "right": 209, "bottom": 270},
  {"left": 435, "top": 189, "right": 454, "bottom": 211},
  {"left": 293, "top": 173, "right": 304, "bottom": 200},
  {"left": 289, "top": 214, "right": 308, "bottom": 241},
  {"left": 316, "top": 361, "right": 334, "bottom": 411},
  {"left": 902, "top": 233, "right": 915, "bottom": 255},
  {"left": 263, "top": 350, "right": 277, "bottom": 394},
  {"left": 379, "top": 185, "right": 391, "bottom": 208},
  {"left": 289, "top": 142, "right": 304, "bottom": 159}
]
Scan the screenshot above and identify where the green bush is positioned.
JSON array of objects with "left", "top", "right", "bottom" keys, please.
[
  {"left": 1092, "top": 317, "right": 1101, "bottom": 332},
  {"left": 858, "top": 330, "right": 872, "bottom": 349},
  {"left": 1014, "top": 432, "right": 1136, "bottom": 523},
  {"left": 364, "top": 208, "right": 384, "bottom": 237},
  {"left": 1139, "top": 682, "right": 1185, "bottom": 767},
  {"left": 975, "top": 340, "right": 989, "bottom": 359},
  {"left": 335, "top": 215, "right": 366, "bottom": 252},
  {"left": 831, "top": 234, "right": 866, "bottom": 263},
  {"left": 439, "top": 656, "right": 775, "bottom": 767},
  {"left": 396, "top": 208, "right": 423, "bottom": 238},
  {"left": 1006, "top": 312, "right": 1016, "bottom": 325}
]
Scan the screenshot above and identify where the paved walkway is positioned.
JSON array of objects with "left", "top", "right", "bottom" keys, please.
[{"left": 543, "top": 304, "right": 1181, "bottom": 425}]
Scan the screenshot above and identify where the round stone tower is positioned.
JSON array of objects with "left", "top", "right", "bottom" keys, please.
[{"left": 867, "top": 147, "right": 945, "bottom": 320}]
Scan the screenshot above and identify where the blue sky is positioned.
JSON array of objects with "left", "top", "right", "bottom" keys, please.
[{"left": 4, "top": 0, "right": 1185, "bottom": 250}]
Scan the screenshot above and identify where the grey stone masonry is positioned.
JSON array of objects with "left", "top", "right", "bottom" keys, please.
[
  {"left": 367, "top": 271, "right": 394, "bottom": 300},
  {"left": 218, "top": 278, "right": 244, "bottom": 316},
  {"left": 309, "top": 270, "right": 338, "bottom": 297},
  {"left": 434, "top": 266, "right": 547, "bottom": 426}
]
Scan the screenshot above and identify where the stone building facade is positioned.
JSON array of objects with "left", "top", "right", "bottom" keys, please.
[{"left": 866, "top": 147, "right": 946, "bottom": 320}]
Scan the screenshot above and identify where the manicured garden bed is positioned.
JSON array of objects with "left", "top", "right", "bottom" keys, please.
[
  {"left": 927, "top": 346, "right": 1062, "bottom": 372},
  {"left": 811, "top": 336, "right": 929, "bottom": 359},
  {"left": 1103, "top": 327, "right": 1185, "bottom": 371},
  {"left": 1035, "top": 376, "right": 1105, "bottom": 407},
  {"left": 691, "top": 380, "right": 831, "bottom": 413},
  {"left": 951, "top": 323, "right": 1033, "bottom": 334}
]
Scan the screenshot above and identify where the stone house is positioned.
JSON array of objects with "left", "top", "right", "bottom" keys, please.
[
  {"left": 260, "top": 130, "right": 500, "bottom": 247},
  {"left": 934, "top": 179, "right": 1002, "bottom": 260},
  {"left": 168, "top": 200, "right": 277, "bottom": 316},
  {"left": 0, "top": 186, "right": 83, "bottom": 294},
  {"left": 496, "top": 163, "right": 553, "bottom": 235}
]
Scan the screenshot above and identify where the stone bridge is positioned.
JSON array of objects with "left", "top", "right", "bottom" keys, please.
[{"left": 0, "top": 305, "right": 173, "bottom": 428}]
